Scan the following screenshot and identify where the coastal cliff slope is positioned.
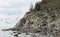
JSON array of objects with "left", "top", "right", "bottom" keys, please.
[{"left": 3, "top": 0, "right": 60, "bottom": 37}]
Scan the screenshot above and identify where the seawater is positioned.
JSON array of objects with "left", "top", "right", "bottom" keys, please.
[
  {"left": 0, "top": 31, "right": 50, "bottom": 37},
  {"left": 0, "top": 31, "right": 32, "bottom": 37},
  {"left": 0, "top": 31, "right": 14, "bottom": 37}
]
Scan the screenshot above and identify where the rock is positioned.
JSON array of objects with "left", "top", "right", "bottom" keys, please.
[{"left": 11, "top": 9, "right": 60, "bottom": 37}]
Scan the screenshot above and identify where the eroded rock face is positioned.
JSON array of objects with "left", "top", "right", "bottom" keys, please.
[{"left": 12, "top": 9, "right": 60, "bottom": 37}]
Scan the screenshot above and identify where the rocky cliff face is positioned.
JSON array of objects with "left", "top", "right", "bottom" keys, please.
[
  {"left": 12, "top": 9, "right": 60, "bottom": 37},
  {"left": 5, "top": 0, "right": 60, "bottom": 37}
]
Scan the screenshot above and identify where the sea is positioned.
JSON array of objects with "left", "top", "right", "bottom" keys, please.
[
  {"left": 0, "top": 31, "right": 32, "bottom": 37},
  {"left": 0, "top": 30, "right": 50, "bottom": 37},
  {"left": 0, "top": 31, "right": 14, "bottom": 37}
]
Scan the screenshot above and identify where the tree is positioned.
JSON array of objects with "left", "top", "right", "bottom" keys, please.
[
  {"left": 34, "top": 2, "right": 41, "bottom": 11},
  {"left": 29, "top": 3, "right": 34, "bottom": 12}
]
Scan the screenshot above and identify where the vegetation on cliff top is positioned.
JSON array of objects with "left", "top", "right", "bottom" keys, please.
[{"left": 30, "top": 0, "right": 60, "bottom": 11}]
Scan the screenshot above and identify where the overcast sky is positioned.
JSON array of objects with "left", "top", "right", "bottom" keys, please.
[{"left": 0, "top": 0, "right": 41, "bottom": 29}]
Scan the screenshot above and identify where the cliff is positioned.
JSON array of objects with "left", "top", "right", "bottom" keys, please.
[{"left": 3, "top": 0, "right": 60, "bottom": 37}]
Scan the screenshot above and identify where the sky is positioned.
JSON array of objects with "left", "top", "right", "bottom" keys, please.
[{"left": 0, "top": 0, "right": 41, "bottom": 29}]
